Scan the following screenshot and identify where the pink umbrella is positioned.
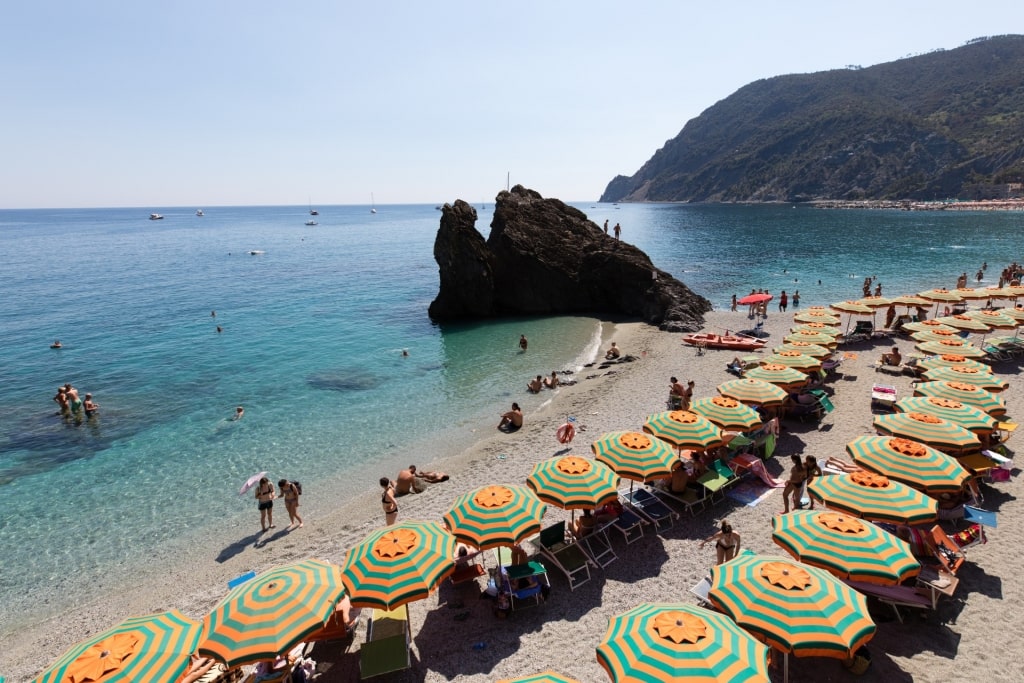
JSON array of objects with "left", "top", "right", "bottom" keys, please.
[{"left": 239, "top": 471, "right": 268, "bottom": 495}]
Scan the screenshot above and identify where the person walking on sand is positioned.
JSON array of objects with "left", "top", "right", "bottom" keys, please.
[
  {"left": 278, "top": 479, "right": 303, "bottom": 529},
  {"left": 730, "top": 294, "right": 737, "bottom": 312},
  {"left": 498, "top": 402, "right": 523, "bottom": 432},
  {"left": 781, "top": 455, "right": 806, "bottom": 514},
  {"left": 613, "top": 222, "right": 621, "bottom": 240},
  {"left": 519, "top": 334, "right": 528, "bottom": 351},
  {"left": 700, "top": 520, "right": 741, "bottom": 565},
  {"left": 380, "top": 477, "right": 399, "bottom": 525},
  {"left": 255, "top": 477, "right": 276, "bottom": 531}
]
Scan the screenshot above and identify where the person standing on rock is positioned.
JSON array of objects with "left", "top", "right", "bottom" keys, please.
[
  {"left": 613, "top": 223, "right": 621, "bottom": 240},
  {"left": 603, "top": 219, "right": 608, "bottom": 234}
]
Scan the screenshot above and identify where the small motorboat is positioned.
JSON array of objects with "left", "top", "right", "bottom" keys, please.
[
  {"left": 305, "top": 220, "right": 317, "bottom": 226},
  {"left": 149, "top": 213, "right": 164, "bottom": 220},
  {"left": 682, "top": 333, "right": 767, "bottom": 351},
  {"left": 196, "top": 209, "right": 204, "bottom": 216}
]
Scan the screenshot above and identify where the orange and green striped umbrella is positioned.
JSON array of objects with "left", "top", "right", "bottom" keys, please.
[
  {"left": 498, "top": 672, "right": 581, "bottom": 683},
  {"left": 918, "top": 288, "right": 962, "bottom": 303},
  {"left": 793, "top": 311, "right": 840, "bottom": 325},
  {"left": 829, "top": 300, "right": 873, "bottom": 315},
  {"left": 910, "top": 328, "right": 964, "bottom": 343},
  {"left": 891, "top": 294, "right": 930, "bottom": 307},
  {"left": 743, "top": 363, "right": 809, "bottom": 391},
  {"left": 807, "top": 471, "right": 937, "bottom": 525},
  {"left": 872, "top": 412, "right": 980, "bottom": 453},
  {"left": 198, "top": 559, "right": 343, "bottom": 667},
  {"left": 936, "top": 314, "right": 991, "bottom": 332},
  {"left": 965, "top": 309, "right": 1019, "bottom": 330},
  {"left": 895, "top": 397, "right": 997, "bottom": 433},
  {"left": 596, "top": 603, "right": 769, "bottom": 683},
  {"left": 642, "top": 410, "right": 724, "bottom": 452},
  {"left": 34, "top": 611, "right": 202, "bottom": 683},
  {"left": 341, "top": 521, "right": 456, "bottom": 611},
  {"left": 923, "top": 366, "right": 1006, "bottom": 392},
  {"left": 953, "top": 287, "right": 994, "bottom": 301},
  {"left": 856, "top": 295, "right": 892, "bottom": 309},
  {"left": 708, "top": 555, "right": 875, "bottom": 659},
  {"left": 771, "top": 511, "right": 920, "bottom": 586},
  {"left": 773, "top": 341, "right": 833, "bottom": 358},
  {"left": 690, "top": 396, "right": 763, "bottom": 431},
  {"left": 913, "top": 380, "right": 1007, "bottom": 416},
  {"left": 443, "top": 485, "right": 546, "bottom": 550},
  {"left": 791, "top": 322, "right": 842, "bottom": 336},
  {"left": 592, "top": 431, "right": 677, "bottom": 483},
  {"left": 999, "top": 305, "right": 1024, "bottom": 322},
  {"left": 915, "top": 354, "right": 989, "bottom": 372},
  {"left": 784, "top": 331, "right": 838, "bottom": 347},
  {"left": 902, "top": 320, "right": 958, "bottom": 334},
  {"left": 915, "top": 340, "right": 986, "bottom": 358},
  {"left": 717, "top": 378, "right": 788, "bottom": 407},
  {"left": 761, "top": 351, "right": 822, "bottom": 372},
  {"left": 527, "top": 455, "right": 619, "bottom": 510},
  {"left": 845, "top": 435, "right": 970, "bottom": 495}
]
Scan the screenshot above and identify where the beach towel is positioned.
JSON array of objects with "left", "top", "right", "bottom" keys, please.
[{"left": 726, "top": 481, "right": 774, "bottom": 507}]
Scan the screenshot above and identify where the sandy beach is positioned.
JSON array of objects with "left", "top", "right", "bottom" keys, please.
[{"left": 4, "top": 309, "right": 1021, "bottom": 683}]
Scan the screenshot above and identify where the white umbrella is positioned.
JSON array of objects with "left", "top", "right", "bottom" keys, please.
[{"left": 239, "top": 471, "right": 268, "bottom": 495}]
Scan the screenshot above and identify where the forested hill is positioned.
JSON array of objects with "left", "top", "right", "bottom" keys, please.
[{"left": 601, "top": 35, "right": 1024, "bottom": 203}]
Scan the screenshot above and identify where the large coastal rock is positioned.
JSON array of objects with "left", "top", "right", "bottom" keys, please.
[{"left": 428, "top": 186, "right": 711, "bottom": 331}]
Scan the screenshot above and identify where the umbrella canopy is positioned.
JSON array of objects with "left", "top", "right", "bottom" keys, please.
[
  {"left": 910, "top": 328, "right": 963, "bottom": 343},
  {"left": 999, "top": 305, "right": 1024, "bottom": 322},
  {"left": 984, "top": 288, "right": 1024, "bottom": 301},
  {"left": 918, "top": 288, "right": 963, "bottom": 303},
  {"left": 807, "top": 471, "right": 937, "bottom": 525},
  {"left": 771, "top": 511, "right": 920, "bottom": 585},
  {"left": 894, "top": 396, "right": 997, "bottom": 433},
  {"left": 498, "top": 673, "right": 581, "bottom": 683},
  {"left": 856, "top": 296, "right": 892, "bottom": 309},
  {"left": 913, "top": 381, "right": 1007, "bottom": 416},
  {"left": 596, "top": 603, "right": 770, "bottom": 683},
  {"left": 738, "top": 293, "right": 773, "bottom": 305},
  {"left": 239, "top": 471, "right": 268, "bottom": 496},
  {"left": 708, "top": 555, "right": 876, "bottom": 659},
  {"left": 846, "top": 435, "right": 970, "bottom": 495},
  {"left": 690, "top": 396, "right": 763, "bottom": 431},
  {"left": 34, "top": 611, "right": 203, "bottom": 683},
  {"left": 791, "top": 323, "right": 841, "bottom": 336},
  {"left": 915, "top": 340, "right": 986, "bottom": 358},
  {"left": 744, "top": 363, "right": 809, "bottom": 391},
  {"left": 527, "top": 455, "right": 619, "bottom": 510},
  {"left": 872, "top": 412, "right": 981, "bottom": 453},
  {"left": 341, "top": 521, "right": 456, "bottom": 611},
  {"left": 902, "top": 320, "right": 958, "bottom": 334},
  {"left": 793, "top": 311, "right": 841, "bottom": 325},
  {"left": 773, "top": 342, "right": 833, "bottom": 358},
  {"left": 915, "top": 354, "right": 989, "bottom": 372},
  {"left": 198, "top": 559, "right": 344, "bottom": 667},
  {"left": 761, "top": 351, "right": 822, "bottom": 372},
  {"left": 642, "top": 410, "right": 725, "bottom": 452},
  {"left": 936, "top": 314, "right": 991, "bottom": 332},
  {"left": 829, "top": 300, "right": 873, "bottom": 315},
  {"left": 965, "top": 309, "right": 1019, "bottom": 330},
  {"left": 952, "top": 287, "right": 993, "bottom": 300},
  {"left": 592, "top": 431, "right": 677, "bottom": 483},
  {"left": 717, "top": 378, "right": 788, "bottom": 407},
  {"left": 891, "top": 295, "right": 930, "bottom": 307},
  {"left": 923, "top": 366, "right": 1006, "bottom": 392},
  {"left": 784, "top": 331, "right": 838, "bottom": 347},
  {"left": 443, "top": 485, "right": 546, "bottom": 550}
]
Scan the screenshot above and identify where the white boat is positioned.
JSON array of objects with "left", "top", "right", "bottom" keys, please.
[
  {"left": 305, "top": 220, "right": 317, "bottom": 226},
  {"left": 196, "top": 209, "right": 204, "bottom": 216},
  {"left": 308, "top": 198, "right": 318, "bottom": 216},
  {"left": 371, "top": 193, "right": 377, "bottom": 214},
  {"left": 149, "top": 213, "right": 164, "bottom": 220}
]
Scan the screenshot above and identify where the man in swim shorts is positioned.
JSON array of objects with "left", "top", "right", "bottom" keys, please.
[{"left": 498, "top": 403, "right": 523, "bottom": 432}]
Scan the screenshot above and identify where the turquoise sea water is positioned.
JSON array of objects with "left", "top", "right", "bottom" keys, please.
[{"left": 1, "top": 202, "right": 1021, "bottom": 635}]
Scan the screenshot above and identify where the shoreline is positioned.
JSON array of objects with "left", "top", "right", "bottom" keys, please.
[{"left": 4, "top": 311, "right": 1022, "bottom": 682}]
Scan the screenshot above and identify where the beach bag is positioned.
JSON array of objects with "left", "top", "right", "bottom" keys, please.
[{"left": 291, "top": 480, "right": 303, "bottom": 495}]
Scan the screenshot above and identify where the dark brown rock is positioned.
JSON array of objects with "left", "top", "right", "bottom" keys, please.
[{"left": 428, "top": 186, "right": 711, "bottom": 331}]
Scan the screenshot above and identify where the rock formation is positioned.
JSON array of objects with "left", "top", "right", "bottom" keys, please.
[{"left": 428, "top": 186, "right": 711, "bottom": 331}]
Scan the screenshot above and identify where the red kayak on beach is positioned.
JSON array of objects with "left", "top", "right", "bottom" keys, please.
[{"left": 682, "top": 332, "right": 767, "bottom": 351}]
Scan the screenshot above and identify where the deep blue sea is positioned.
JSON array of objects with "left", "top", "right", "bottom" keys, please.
[{"left": 1, "top": 202, "right": 1021, "bottom": 633}]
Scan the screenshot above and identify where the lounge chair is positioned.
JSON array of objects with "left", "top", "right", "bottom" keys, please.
[
  {"left": 844, "top": 579, "right": 934, "bottom": 623},
  {"left": 536, "top": 521, "right": 592, "bottom": 591},
  {"left": 930, "top": 525, "right": 967, "bottom": 575},
  {"left": 450, "top": 547, "right": 487, "bottom": 585},
  {"left": 689, "top": 576, "right": 713, "bottom": 608},
  {"left": 695, "top": 460, "right": 740, "bottom": 503},
  {"left": 572, "top": 517, "right": 618, "bottom": 568},
  {"left": 610, "top": 507, "right": 645, "bottom": 544},
  {"left": 619, "top": 487, "right": 677, "bottom": 533},
  {"left": 360, "top": 605, "right": 411, "bottom": 679},
  {"left": 647, "top": 482, "right": 708, "bottom": 517}
]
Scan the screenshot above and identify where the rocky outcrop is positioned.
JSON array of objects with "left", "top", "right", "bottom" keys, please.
[{"left": 428, "top": 186, "right": 711, "bottom": 331}]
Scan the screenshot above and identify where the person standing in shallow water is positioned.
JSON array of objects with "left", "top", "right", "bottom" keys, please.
[{"left": 519, "top": 334, "right": 528, "bottom": 351}]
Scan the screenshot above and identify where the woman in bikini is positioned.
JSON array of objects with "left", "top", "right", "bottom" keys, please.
[
  {"left": 278, "top": 479, "right": 304, "bottom": 529},
  {"left": 380, "top": 477, "right": 398, "bottom": 525},
  {"left": 255, "top": 477, "right": 275, "bottom": 532},
  {"left": 701, "top": 520, "right": 741, "bottom": 565},
  {"left": 803, "top": 455, "right": 822, "bottom": 510},
  {"left": 781, "top": 454, "right": 806, "bottom": 514}
]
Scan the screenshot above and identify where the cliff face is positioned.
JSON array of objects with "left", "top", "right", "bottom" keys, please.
[
  {"left": 602, "top": 35, "right": 1024, "bottom": 202},
  {"left": 428, "top": 186, "right": 711, "bottom": 331}
]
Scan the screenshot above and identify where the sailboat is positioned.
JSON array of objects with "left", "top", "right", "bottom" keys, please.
[{"left": 370, "top": 193, "right": 377, "bottom": 214}]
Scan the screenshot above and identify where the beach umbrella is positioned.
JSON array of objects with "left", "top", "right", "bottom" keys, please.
[
  {"left": 771, "top": 511, "right": 920, "bottom": 585},
  {"left": 738, "top": 293, "right": 772, "bottom": 305},
  {"left": 872, "top": 412, "right": 980, "bottom": 453},
  {"left": 443, "top": 485, "right": 546, "bottom": 550},
  {"left": 915, "top": 354, "right": 990, "bottom": 372},
  {"left": 953, "top": 287, "right": 993, "bottom": 301},
  {"left": 596, "top": 603, "right": 770, "bottom": 683},
  {"left": 998, "top": 305, "right": 1024, "bottom": 322},
  {"left": 923, "top": 366, "right": 1007, "bottom": 392},
  {"left": 890, "top": 295, "right": 930, "bottom": 308},
  {"left": 743, "top": 364, "right": 809, "bottom": 391},
  {"left": 856, "top": 295, "right": 892, "bottom": 309},
  {"left": 793, "top": 311, "right": 840, "bottom": 325},
  {"left": 498, "top": 672, "right": 581, "bottom": 683},
  {"left": 526, "top": 455, "right": 619, "bottom": 510},
  {"left": 708, "top": 555, "right": 875, "bottom": 673},
  {"left": 913, "top": 380, "right": 1007, "bottom": 416},
  {"left": 198, "top": 558, "right": 344, "bottom": 667},
  {"left": 238, "top": 471, "right": 268, "bottom": 495},
  {"left": 690, "top": 396, "right": 763, "bottom": 431},
  {"left": 642, "top": 410, "right": 725, "bottom": 452},
  {"left": 33, "top": 611, "right": 203, "bottom": 683},
  {"left": 983, "top": 288, "right": 1024, "bottom": 301},
  {"left": 918, "top": 288, "right": 963, "bottom": 303},
  {"left": 761, "top": 351, "right": 822, "bottom": 372},
  {"left": 829, "top": 300, "right": 873, "bottom": 315},
  {"left": 846, "top": 435, "right": 970, "bottom": 495},
  {"left": 965, "top": 309, "right": 1020, "bottom": 334},
  {"left": 784, "top": 331, "right": 838, "bottom": 347},
  {"left": 791, "top": 322, "right": 841, "bottom": 336},
  {"left": 717, "top": 378, "right": 788, "bottom": 407},
  {"left": 591, "top": 431, "right": 677, "bottom": 483},
  {"left": 910, "top": 328, "right": 963, "bottom": 343},
  {"left": 341, "top": 521, "right": 456, "bottom": 611},
  {"left": 915, "top": 340, "right": 986, "bottom": 358},
  {"left": 894, "top": 397, "right": 997, "bottom": 434},
  {"left": 807, "top": 471, "right": 937, "bottom": 525},
  {"left": 937, "top": 314, "right": 991, "bottom": 332},
  {"left": 773, "top": 342, "right": 833, "bottom": 358},
  {"left": 902, "top": 320, "right": 958, "bottom": 334}
]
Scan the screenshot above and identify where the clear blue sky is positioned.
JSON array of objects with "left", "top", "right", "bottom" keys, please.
[{"left": 2, "top": 1, "right": 1021, "bottom": 208}]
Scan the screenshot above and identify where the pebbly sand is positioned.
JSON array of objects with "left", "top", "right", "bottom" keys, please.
[{"left": 3, "top": 310, "right": 1022, "bottom": 683}]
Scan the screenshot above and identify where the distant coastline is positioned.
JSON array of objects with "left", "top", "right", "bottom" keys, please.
[{"left": 809, "top": 198, "right": 1024, "bottom": 211}]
